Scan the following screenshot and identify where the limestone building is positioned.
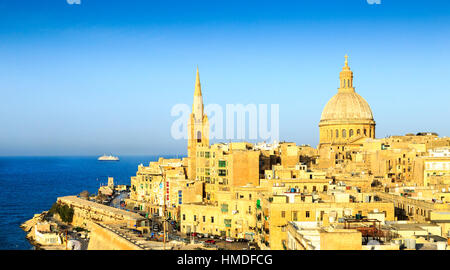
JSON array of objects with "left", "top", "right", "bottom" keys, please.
[
  {"left": 187, "top": 67, "right": 210, "bottom": 180},
  {"left": 318, "top": 55, "right": 375, "bottom": 154}
]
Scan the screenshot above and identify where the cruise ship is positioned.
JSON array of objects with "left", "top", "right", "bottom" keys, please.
[{"left": 97, "top": 154, "right": 119, "bottom": 161}]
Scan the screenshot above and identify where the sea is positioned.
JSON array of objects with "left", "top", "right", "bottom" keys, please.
[{"left": 0, "top": 155, "right": 175, "bottom": 250}]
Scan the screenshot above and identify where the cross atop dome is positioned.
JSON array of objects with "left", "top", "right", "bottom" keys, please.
[{"left": 339, "top": 54, "right": 354, "bottom": 91}]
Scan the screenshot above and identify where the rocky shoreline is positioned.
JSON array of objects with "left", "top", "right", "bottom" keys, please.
[
  {"left": 20, "top": 211, "right": 47, "bottom": 250},
  {"left": 20, "top": 211, "right": 66, "bottom": 250}
]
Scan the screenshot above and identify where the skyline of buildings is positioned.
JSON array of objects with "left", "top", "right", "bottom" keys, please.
[
  {"left": 19, "top": 52, "right": 450, "bottom": 251},
  {"left": 120, "top": 56, "right": 450, "bottom": 250}
]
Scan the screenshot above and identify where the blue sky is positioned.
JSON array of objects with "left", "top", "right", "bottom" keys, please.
[{"left": 0, "top": 0, "right": 449, "bottom": 156}]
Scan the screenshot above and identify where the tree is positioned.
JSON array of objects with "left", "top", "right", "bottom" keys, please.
[{"left": 46, "top": 203, "right": 74, "bottom": 223}]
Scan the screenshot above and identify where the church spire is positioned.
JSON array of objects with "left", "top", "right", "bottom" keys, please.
[
  {"left": 339, "top": 54, "right": 354, "bottom": 92},
  {"left": 194, "top": 66, "right": 202, "bottom": 97},
  {"left": 192, "top": 66, "right": 204, "bottom": 119}
]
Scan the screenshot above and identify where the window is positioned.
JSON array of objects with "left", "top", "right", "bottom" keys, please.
[
  {"left": 221, "top": 204, "right": 228, "bottom": 213},
  {"left": 342, "top": 129, "right": 347, "bottom": 138},
  {"left": 349, "top": 129, "right": 354, "bottom": 137},
  {"left": 292, "top": 211, "right": 298, "bottom": 221},
  {"left": 205, "top": 152, "right": 210, "bottom": 158},
  {"left": 194, "top": 215, "right": 197, "bottom": 221},
  {"left": 336, "top": 129, "right": 339, "bottom": 138},
  {"left": 306, "top": 211, "right": 310, "bottom": 218},
  {"left": 197, "top": 131, "right": 202, "bottom": 143},
  {"left": 203, "top": 216, "right": 206, "bottom": 222},
  {"left": 218, "top": 160, "right": 227, "bottom": 167},
  {"left": 357, "top": 129, "right": 361, "bottom": 135},
  {"left": 281, "top": 211, "right": 285, "bottom": 218},
  {"left": 183, "top": 214, "right": 186, "bottom": 221},
  {"left": 211, "top": 216, "right": 214, "bottom": 223},
  {"left": 218, "top": 169, "right": 227, "bottom": 176},
  {"left": 224, "top": 219, "right": 231, "bottom": 227}
]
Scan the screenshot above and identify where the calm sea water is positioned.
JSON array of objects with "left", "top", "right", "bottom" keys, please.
[{"left": 0, "top": 155, "right": 174, "bottom": 250}]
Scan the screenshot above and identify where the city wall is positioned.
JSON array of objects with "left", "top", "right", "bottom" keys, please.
[
  {"left": 87, "top": 222, "right": 143, "bottom": 250},
  {"left": 57, "top": 196, "right": 142, "bottom": 228}
]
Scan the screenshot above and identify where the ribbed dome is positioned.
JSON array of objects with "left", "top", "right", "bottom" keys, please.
[{"left": 320, "top": 91, "right": 374, "bottom": 123}]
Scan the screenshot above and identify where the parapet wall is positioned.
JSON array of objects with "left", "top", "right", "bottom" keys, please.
[
  {"left": 87, "top": 222, "right": 142, "bottom": 250},
  {"left": 57, "top": 196, "right": 142, "bottom": 228}
]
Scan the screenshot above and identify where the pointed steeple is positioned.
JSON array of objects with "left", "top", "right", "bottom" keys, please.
[
  {"left": 187, "top": 66, "right": 210, "bottom": 181},
  {"left": 192, "top": 66, "right": 204, "bottom": 119},
  {"left": 194, "top": 66, "right": 202, "bottom": 97},
  {"left": 339, "top": 54, "right": 354, "bottom": 92}
]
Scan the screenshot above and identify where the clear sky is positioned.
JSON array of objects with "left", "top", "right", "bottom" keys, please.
[{"left": 0, "top": 0, "right": 449, "bottom": 156}]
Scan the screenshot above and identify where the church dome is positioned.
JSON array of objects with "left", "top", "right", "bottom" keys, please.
[
  {"left": 320, "top": 91, "right": 374, "bottom": 123},
  {"left": 319, "top": 55, "right": 374, "bottom": 126}
]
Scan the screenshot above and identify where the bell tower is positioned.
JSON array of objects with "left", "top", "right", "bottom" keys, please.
[{"left": 187, "top": 67, "right": 209, "bottom": 180}]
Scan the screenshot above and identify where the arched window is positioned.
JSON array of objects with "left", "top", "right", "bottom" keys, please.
[
  {"left": 197, "top": 131, "right": 202, "bottom": 143},
  {"left": 335, "top": 129, "right": 339, "bottom": 138},
  {"left": 342, "top": 129, "right": 346, "bottom": 138},
  {"left": 357, "top": 129, "right": 361, "bottom": 135},
  {"left": 364, "top": 129, "right": 367, "bottom": 136},
  {"left": 369, "top": 129, "right": 372, "bottom": 138},
  {"left": 349, "top": 129, "right": 354, "bottom": 137}
]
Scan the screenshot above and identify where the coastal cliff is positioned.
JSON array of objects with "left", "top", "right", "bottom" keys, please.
[{"left": 20, "top": 211, "right": 61, "bottom": 250}]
